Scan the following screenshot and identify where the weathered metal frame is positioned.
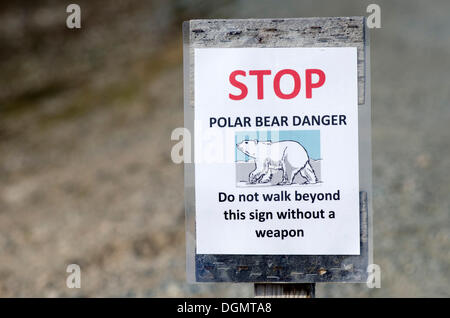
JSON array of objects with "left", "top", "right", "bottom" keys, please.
[{"left": 184, "top": 17, "right": 372, "bottom": 283}]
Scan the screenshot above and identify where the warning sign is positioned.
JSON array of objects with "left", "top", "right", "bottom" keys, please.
[{"left": 194, "top": 47, "right": 360, "bottom": 255}]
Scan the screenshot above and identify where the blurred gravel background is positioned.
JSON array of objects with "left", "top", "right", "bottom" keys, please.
[{"left": 0, "top": 0, "right": 448, "bottom": 297}]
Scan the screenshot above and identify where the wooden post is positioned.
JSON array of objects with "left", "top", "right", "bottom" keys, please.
[{"left": 254, "top": 283, "right": 315, "bottom": 298}]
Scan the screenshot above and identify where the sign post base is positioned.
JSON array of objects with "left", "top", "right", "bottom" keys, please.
[{"left": 254, "top": 283, "right": 315, "bottom": 298}]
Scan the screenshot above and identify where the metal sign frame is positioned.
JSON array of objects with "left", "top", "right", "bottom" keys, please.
[{"left": 184, "top": 17, "right": 372, "bottom": 283}]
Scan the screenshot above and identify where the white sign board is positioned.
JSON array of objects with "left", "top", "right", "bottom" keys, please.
[{"left": 194, "top": 47, "right": 360, "bottom": 255}]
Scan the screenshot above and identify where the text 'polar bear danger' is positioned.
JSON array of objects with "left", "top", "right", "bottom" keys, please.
[{"left": 209, "top": 114, "right": 348, "bottom": 128}]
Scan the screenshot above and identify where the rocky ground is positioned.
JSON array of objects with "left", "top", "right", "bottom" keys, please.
[{"left": 0, "top": 0, "right": 448, "bottom": 297}]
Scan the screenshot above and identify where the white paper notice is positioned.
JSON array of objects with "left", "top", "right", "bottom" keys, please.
[{"left": 194, "top": 47, "right": 360, "bottom": 255}]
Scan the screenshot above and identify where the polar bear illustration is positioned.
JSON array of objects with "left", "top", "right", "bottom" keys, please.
[{"left": 236, "top": 140, "right": 318, "bottom": 185}]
